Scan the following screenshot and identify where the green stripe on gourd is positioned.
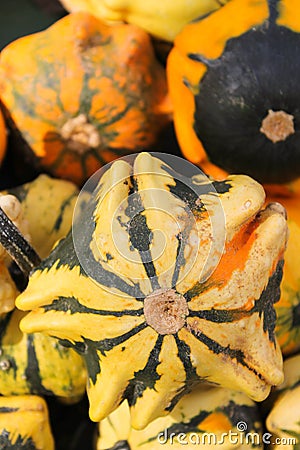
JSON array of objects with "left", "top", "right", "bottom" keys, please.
[
  {"left": 97, "top": 386, "right": 263, "bottom": 449},
  {"left": 266, "top": 353, "right": 300, "bottom": 449},
  {"left": 4, "top": 174, "right": 81, "bottom": 259},
  {"left": 0, "top": 308, "right": 86, "bottom": 398},
  {"left": 16, "top": 152, "right": 288, "bottom": 429},
  {"left": 0, "top": 395, "right": 54, "bottom": 450}
]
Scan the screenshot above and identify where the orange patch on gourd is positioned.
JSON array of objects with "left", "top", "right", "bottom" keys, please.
[{"left": 199, "top": 411, "right": 232, "bottom": 433}]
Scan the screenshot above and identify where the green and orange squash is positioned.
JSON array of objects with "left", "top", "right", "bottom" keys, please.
[
  {"left": 16, "top": 152, "right": 288, "bottom": 429},
  {"left": 0, "top": 12, "right": 171, "bottom": 185}
]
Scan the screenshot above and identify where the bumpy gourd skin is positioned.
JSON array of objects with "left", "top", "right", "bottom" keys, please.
[
  {"left": 97, "top": 386, "right": 263, "bottom": 450},
  {"left": 16, "top": 152, "right": 288, "bottom": 429},
  {"left": 0, "top": 395, "right": 54, "bottom": 450},
  {"left": 0, "top": 12, "right": 171, "bottom": 185},
  {"left": 264, "top": 190, "right": 300, "bottom": 356}
]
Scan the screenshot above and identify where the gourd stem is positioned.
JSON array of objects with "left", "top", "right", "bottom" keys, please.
[
  {"left": 260, "top": 109, "right": 295, "bottom": 143},
  {"left": 61, "top": 114, "right": 101, "bottom": 154},
  {"left": 0, "top": 207, "right": 41, "bottom": 277}
]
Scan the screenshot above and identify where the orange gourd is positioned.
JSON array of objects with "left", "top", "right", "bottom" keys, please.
[
  {"left": 0, "top": 12, "right": 171, "bottom": 185},
  {"left": 0, "top": 107, "right": 7, "bottom": 166}
]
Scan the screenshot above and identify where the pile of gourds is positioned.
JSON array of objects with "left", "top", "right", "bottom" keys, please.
[{"left": 0, "top": 0, "right": 300, "bottom": 448}]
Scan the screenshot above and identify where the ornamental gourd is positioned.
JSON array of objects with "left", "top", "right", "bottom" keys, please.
[
  {"left": 4, "top": 174, "right": 81, "bottom": 259},
  {"left": 0, "top": 108, "right": 7, "bottom": 166},
  {"left": 59, "top": 0, "right": 230, "bottom": 42},
  {"left": 0, "top": 176, "right": 87, "bottom": 399},
  {"left": 97, "top": 386, "right": 263, "bottom": 449},
  {"left": 0, "top": 194, "right": 28, "bottom": 314},
  {"left": 0, "top": 308, "right": 87, "bottom": 398},
  {"left": 0, "top": 12, "right": 171, "bottom": 185},
  {"left": 0, "top": 175, "right": 80, "bottom": 307},
  {"left": 16, "top": 152, "right": 288, "bottom": 429},
  {"left": 167, "top": 0, "right": 300, "bottom": 186},
  {"left": 0, "top": 395, "right": 54, "bottom": 449},
  {"left": 266, "top": 353, "right": 300, "bottom": 448}
]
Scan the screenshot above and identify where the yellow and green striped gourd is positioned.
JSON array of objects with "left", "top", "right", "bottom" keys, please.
[{"left": 16, "top": 152, "right": 288, "bottom": 429}]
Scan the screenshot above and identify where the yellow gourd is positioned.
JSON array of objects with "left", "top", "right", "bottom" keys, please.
[
  {"left": 4, "top": 174, "right": 81, "bottom": 258},
  {"left": 59, "top": 0, "right": 230, "bottom": 41},
  {"left": 98, "top": 386, "right": 263, "bottom": 449},
  {"left": 266, "top": 354, "right": 300, "bottom": 449},
  {"left": 0, "top": 175, "right": 87, "bottom": 399},
  {"left": 0, "top": 395, "right": 54, "bottom": 449},
  {"left": 0, "top": 175, "right": 80, "bottom": 313},
  {"left": 0, "top": 194, "right": 28, "bottom": 314}
]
